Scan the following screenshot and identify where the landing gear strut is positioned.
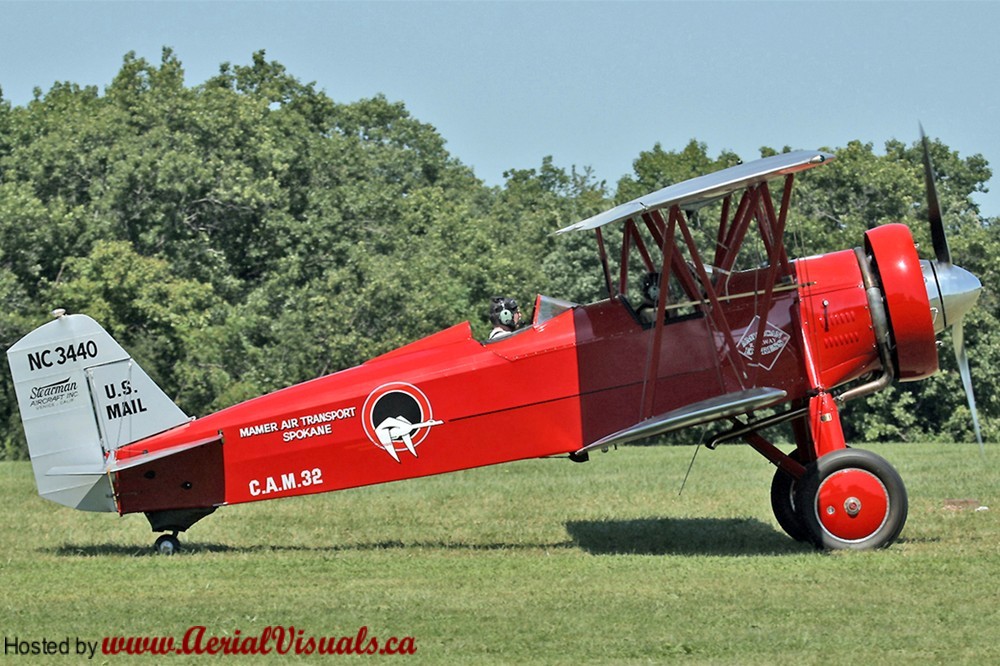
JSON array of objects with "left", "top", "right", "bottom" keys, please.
[{"left": 746, "top": 396, "right": 909, "bottom": 550}]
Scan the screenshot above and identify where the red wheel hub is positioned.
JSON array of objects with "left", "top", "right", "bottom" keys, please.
[{"left": 814, "top": 468, "right": 889, "bottom": 541}]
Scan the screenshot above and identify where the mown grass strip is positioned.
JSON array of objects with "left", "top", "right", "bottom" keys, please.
[{"left": 1, "top": 442, "right": 997, "bottom": 663}]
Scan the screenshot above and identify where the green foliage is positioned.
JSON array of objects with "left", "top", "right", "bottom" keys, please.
[
  {"left": 47, "top": 241, "right": 223, "bottom": 408},
  {"left": 494, "top": 158, "right": 609, "bottom": 304},
  {"left": 0, "top": 49, "right": 997, "bottom": 459},
  {"left": 615, "top": 139, "right": 741, "bottom": 203}
]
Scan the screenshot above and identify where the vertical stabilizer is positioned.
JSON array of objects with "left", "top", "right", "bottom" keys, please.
[{"left": 6, "top": 313, "right": 189, "bottom": 512}]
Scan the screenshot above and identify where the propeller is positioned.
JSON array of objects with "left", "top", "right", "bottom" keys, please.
[
  {"left": 921, "top": 126, "right": 951, "bottom": 266},
  {"left": 953, "top": 324, "right": 983, "bottom": 450},
  {"left": 919, "top": 126, "right": 984, "bottom": 453}
]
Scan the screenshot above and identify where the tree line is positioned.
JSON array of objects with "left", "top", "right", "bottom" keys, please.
[{"left": 1, "top": 49, "right": 996, "bottom": 458}]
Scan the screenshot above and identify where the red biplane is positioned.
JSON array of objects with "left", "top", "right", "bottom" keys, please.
[{"left": 7, "top": 134, "right": 982, "bottom": 553}]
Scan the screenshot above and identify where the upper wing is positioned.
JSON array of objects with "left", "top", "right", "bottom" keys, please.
[{"left": 557, "top": 150, "right": 834, "bottom": 234}]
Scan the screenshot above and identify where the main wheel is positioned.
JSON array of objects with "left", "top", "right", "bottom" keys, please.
[
  {"left": 769, "top": 451, "right": 809, "bottom": 542},
  {"left": 795, "top": 448, "right": 907, "bottom": 550},
  {"left": 153, "top": 533, "right": 181, "bottom": 556}
]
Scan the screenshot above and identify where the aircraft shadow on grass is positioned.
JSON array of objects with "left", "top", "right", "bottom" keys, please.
[
  {"left": 49, "top": 517, "right": 809, "bottom": 557},
  {"left": 565, "top": 517, "right": 810, "bottom": 556},
  {"left": 46, "top": 540, "right": 573, "bottom": 557}
]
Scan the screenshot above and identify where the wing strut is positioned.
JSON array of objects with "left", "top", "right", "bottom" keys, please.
[
  {"left": 595, "top": 228, "right": 614, "bottom": 299},
  {"left": 675, "top": 208, "right": 750, "bottom": 384},
  {"left": 640, "top": 209, "right": 678, "bottom": 419}
]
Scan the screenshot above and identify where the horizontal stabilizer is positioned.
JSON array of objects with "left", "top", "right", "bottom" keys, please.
[
  {"left": 575, "top": 387, "right": 786, "bottom": 455},
  {"left": 47, "top": 436, "right": 220, "bottom": 477},
  {"left": 106, "top": 436, "right": 221, "bottom": 473},
  {"left": 46, "top": 464, "right": 107, "bottom": 476}
]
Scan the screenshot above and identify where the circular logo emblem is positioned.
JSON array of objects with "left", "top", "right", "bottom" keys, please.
[{"left": 362, "top": 382, "right": 442, "bottom": 462}]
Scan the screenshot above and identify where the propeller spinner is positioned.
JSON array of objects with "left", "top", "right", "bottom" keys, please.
[{"left": 918, "top": 128, "right": 984, "bottom": 451}]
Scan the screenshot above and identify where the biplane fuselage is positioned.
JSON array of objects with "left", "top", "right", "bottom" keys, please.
[{"left": 109, "top": 225, "right": 920, "bottom": 513}]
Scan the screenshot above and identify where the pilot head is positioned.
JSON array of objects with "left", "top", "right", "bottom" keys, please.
[
  {"left": 641, "top": 272, "right": 661, "bottom": 304},
  {"left": 489, "top": 296, "right": 520, "bottom": 330}
]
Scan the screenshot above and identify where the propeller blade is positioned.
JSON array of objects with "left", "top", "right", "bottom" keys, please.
[
  {"left": 953, "top": 324, "right": 984, "bottom": 456},
  {"left": 920, "top": 125, "right": 952, "bottom": 265}
]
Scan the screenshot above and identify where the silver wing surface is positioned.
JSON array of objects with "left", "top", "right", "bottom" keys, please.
[{"left": 557, "top": 150, "right": 833, "bottom": 234}]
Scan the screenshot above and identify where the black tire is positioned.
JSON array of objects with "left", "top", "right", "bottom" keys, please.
[
  {"left": 769, "top": 451, "right": 810, "bottom": 542},
  {"left": 153, "top": 533, "right": 181, "bottom": 556},
  {"left": 795, "top": 448, "right": 908, "bottom": 550}
]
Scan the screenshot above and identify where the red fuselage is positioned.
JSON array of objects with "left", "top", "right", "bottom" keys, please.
[{"left": 113, "top": 234, "right": 925, "bottom": 519}]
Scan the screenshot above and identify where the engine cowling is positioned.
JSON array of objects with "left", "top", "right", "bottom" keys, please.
[{"left": 864, "top": 223, "right": 938, "bottom": 381}]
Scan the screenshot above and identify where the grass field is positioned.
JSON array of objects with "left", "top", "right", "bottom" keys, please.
[{"left": 2, "top": 442, "right": 999, "bottom": 664}]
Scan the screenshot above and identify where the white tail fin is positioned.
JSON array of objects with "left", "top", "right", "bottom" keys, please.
[{"left": 6, "top": 312, "right": 189, "bottom": 512}]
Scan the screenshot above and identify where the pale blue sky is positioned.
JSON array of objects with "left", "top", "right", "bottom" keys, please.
[{"left": 2, "top": 1, "right": 999, "bottom": 215}]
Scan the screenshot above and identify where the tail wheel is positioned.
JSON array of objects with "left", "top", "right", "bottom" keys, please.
[
  {"left": 795, "top": 449, "right": 908, "bottom": 550},
  {"left": 153, "top": 533, "right": 181, "bottom": 556},
  {"left": 769, "top": 450, "right": 809, "bottom": 542}
]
